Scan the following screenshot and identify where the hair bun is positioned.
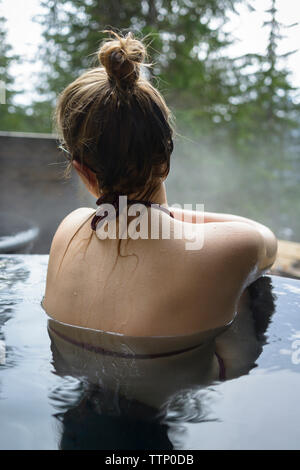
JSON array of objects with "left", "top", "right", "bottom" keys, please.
[{"left": 98, "top": 30, "right": 146, "bottom": 90}]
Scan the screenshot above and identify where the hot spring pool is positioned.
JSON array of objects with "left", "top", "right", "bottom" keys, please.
[{"left": 0, "top": 254, "right": 300, "bottom": 450}]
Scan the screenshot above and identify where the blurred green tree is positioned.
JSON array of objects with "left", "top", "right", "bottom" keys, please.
[
  {"left": 0, "top": 7, "right": 20, "bottom": 130},
  {"left": 32, "top": 0, "right": 244, "bottom": 134},
  {"left": 220, "top": 0, "right": 300, "bottom": 232},
  {"left": 229, "top": 0, "right": 300, "bottom": 162},
  {"left": 0, "top": 2, "right": 51, "bottom": 132}
]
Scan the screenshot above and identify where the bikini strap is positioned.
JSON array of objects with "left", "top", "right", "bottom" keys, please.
[
  {"left": 91, "top": 193, "right": 174, "bottom": 231},
  {"left": 215, "top": 352, "right": 226, "bottom": 381}
]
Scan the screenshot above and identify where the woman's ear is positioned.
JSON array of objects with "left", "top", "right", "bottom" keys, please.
[
  {"left": 72, "top": 159, "right": 89, "bottom": 179},
  {"left": 72, "top": 160, "right": 99, "bottom": 198}
]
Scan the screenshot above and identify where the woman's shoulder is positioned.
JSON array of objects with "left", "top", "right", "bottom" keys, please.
[
  {"left": 57, "top": 207, "right": 96, "bottom": 231},
  {"left": 166, "top": 220, "right": 263, "bottom": 296},
  {"left": 200, "top": 221, "right": 264, "bottom": 291},
  {"left": 145, "top": 221, "right": 264, "bottom": 333},
  {"left": 204, "top": 220, "right": 263, "bottom": 255},
  {"left": 49, "top": 207, "right": 96, "bottom": 254},
  {"left": 186, "top": 221, "right": 265, "bottom": 298},
  {"left": 181, "top": 220, "right": 263, "bottom": 260}
]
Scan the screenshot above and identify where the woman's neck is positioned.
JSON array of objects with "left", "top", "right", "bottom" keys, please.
[
  {"left": 107, "top": 181, "right": 168, "bottom": 208},
  {"left": 141, "top": 181, "right": 168, "bottom": 207}
]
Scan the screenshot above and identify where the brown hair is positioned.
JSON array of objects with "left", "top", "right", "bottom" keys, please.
[{"left": 55, "top": 30, "right": 175, "bottom": 202}]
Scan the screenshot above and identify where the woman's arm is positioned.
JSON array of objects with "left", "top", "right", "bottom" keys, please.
[
  {"left": 170, "top": 207, "right": 278, "bottom": 272},
  {"left": 171, "top": 207, "right": 268, "bottom": 227}
]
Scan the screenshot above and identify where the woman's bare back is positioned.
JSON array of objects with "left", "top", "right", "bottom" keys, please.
[{"left": 43, "top": 206, "right": 262, "bottom": 336}]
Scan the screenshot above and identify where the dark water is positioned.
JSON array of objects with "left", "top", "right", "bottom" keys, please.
[{"left": 0, "top": 255, "right": 300, "bottom": 450}]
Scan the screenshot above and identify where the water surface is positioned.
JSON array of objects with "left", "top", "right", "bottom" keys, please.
[{"left": 0, "top": 255, "right": 300, "bottom": 450}]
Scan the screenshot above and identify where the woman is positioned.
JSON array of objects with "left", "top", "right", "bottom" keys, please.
[{"left": 43, "top": 30, "right": 277, "bottom": 384}]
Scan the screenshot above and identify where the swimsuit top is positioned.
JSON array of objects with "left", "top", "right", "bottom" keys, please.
[
  {"left": 46, "top": 312, "right": 234, "bottom": 359},
  {"left": 45, "top": 312, "right": 234, "bottom": 409},
  {"left": 90, "top": 191, "right": 174, "bottom": 231}
]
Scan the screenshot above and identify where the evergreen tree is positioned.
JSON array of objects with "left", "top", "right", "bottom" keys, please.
[
  {"left": 0, "top": 6, "right": 19, "bottom": 130},
  {"left": 33, "top": 0, "right": 244, "bottom": 134},
  {"left": 0, "top": 2, "right": 45, "bottom": 132},
  {"left": 221, "top": 0, "right": 300, "bottom": 234},
  {"left": 229, "top": 0, "right": 300, "bottom": 161}
]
